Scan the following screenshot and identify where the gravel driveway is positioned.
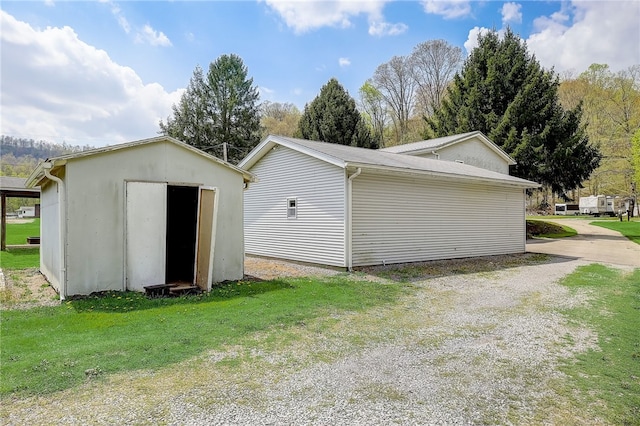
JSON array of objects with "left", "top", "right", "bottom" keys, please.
[{"left": 4, "top": 254, "right": 606, "bottom": 425}]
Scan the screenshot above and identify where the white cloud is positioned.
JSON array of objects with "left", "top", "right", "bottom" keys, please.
[
  {"left": 463, "top": 26, "right": 491, "bottom": 54},
  {"left": 369, "top": 21, "right": 408, "bottom": 36},
  {"left": 338, "top": 57, "right": 351, "bottom": 67},
  {"left": 526, "top": 1, "right": 640, "bottom": 73},
  {"left": 421, "top": 0, "right": 471, "bottom": 19},
  {"left": 102, "top": 1, "right": 171, "bottom": 47},
  {"left": 102, "top": 0, "right": 131, "bottom": 34},
  {"left": 263, "top": 0, "right": 406, "bottom": 36},
  {"left": 259, "top": 86, "right": 275, "bottom": 96},
  {"left": 0, "top": 10, "right": 182, "bottom": 147},
  {"left": 135, "top": 24, "right": 172, "bottom": 47},
  {"left": 501, "top": 2, "right": 522, "bottom": 25}
]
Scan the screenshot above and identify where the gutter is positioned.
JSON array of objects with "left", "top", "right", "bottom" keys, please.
[
  {"left": 43, "top": 162, "right": 67, "bottom": 301},
  {"left": 345, "top": 161, "right": 539, "bottom": 189},
  {"left": 346, "top": 167, "right": 362, "bottom": 272}
]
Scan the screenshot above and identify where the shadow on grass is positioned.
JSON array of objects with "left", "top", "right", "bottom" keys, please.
[
  {"left": 354, "top": 252, "right": 562, "bottom": 283},
  {"left": 69, "top": 279, "right": 296, "bottom": 313}
]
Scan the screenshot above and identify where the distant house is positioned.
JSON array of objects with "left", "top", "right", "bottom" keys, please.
[
  {"left": 26, "top": 136, "right": 255, "bottom": 299},
  {"left": 17, "top": 205, "right": 39, "bottom": 218},
  {"left": 0, "top": 176, "right": 40, "bottom": 250},
  {"left": 239, "top": 135, "right": 539, "bottom": 269},
  {"left": 379, "top": 131, "right": 514, "bottom": 174}
]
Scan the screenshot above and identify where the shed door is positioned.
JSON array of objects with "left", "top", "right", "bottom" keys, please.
[
  {"left": 194, "top": 187, "right": 217, "bottom": 291},
  {"left": 126, "top": 181, "right": 167, "bottom": 291}
]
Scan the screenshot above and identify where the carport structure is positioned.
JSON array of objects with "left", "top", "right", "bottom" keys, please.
[{"left": 0, "top": 176, "right": 40, "bottom": 251}]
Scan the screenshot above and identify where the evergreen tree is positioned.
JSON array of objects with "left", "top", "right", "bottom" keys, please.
[
  {"left": 297, "top": 78, "right": 376, "bottom": 148},
  {"left": 429, "top": 29, "right": 601, "bottom": 197},
  {"left": 160, "top": 54, "right": 261, "bottom": 164}
]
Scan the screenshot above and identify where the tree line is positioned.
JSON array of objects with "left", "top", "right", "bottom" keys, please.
[
  {"left": 162, "top": 29, "right": 639, "bottom": 203},
  {"left": 0, "top": 136, "right": 90, "bottom": 177}
]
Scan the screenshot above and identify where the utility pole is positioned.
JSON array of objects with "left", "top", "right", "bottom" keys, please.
[{"left": 223, "top": 142, "right": 228, "bottom": 162}]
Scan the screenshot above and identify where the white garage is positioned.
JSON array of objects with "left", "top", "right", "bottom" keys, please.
[{"left": 240, "top": 135, "right": 538, "bottom": 269}]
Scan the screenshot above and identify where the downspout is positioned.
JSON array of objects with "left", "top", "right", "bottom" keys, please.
[
  {"left": 43, "top": 162, "right": 67, "bottom": 301},
  {"left": 432, "top": 151, "right": 440, "bottom": 159},
  {"left": 347, "top": 168, "right": 362, "bottom": 272}
]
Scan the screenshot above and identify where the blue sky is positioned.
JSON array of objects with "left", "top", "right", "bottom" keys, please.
[{"left": 1, "top": 1, "right": 639, "bottom": 147}]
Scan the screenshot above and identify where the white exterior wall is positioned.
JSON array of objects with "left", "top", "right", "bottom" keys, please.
[
  {"left": 39, "top": 179, "right": 61, "bottom": 291},
  {"left": 244, "top": 146, "right": 347, "bottom": 266},
  {"left": 351, "top": 171, "right": 526, "bottom": 266},
  {"left": 414, "top": 138, "right": 510, "bottom": 174},
  {"left": 61, "top": 141, "right": 245, "bottom": 296}
]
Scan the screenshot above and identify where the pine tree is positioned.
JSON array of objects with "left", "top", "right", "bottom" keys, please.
[
  {"left": 429, "top": 29, "right": 601, "bottom": 197},
  {"left": 160, "top": 54, "right": 261, "bottom": 164},
  {"left": 297, "top": 78, "right": 376, "bottom": 148}
]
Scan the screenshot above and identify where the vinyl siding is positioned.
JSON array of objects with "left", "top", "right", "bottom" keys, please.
[
  {"left": 413, "top": 138, "right": 510, "bottom": 174},
  {"left": 244, "top": 146, "right": 347, "bottom": 266},
  {"left": 351, "top": 171, "right": 525, "bottom": 266}
]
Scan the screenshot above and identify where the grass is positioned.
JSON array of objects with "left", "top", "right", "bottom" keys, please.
[
  {"left": 556, "top": 264, "right": 640, "bottom": 425},
  {"left": 1, "top": 219, "right": 40, "bottom": 269},
  {"left": 0, "top": 248, "right": 39, "bottom": 269},
  {"left": 0, "top": 276, "right": 406, "bottom": 397},
  {"left": 4, "top": 218, "right": 40, "bottom": 245},
  {"left": 526, "top": 219, "right": 577, "bottom": 238},
  {"left": 590, "top": 220, "right": 640, "bottom": 245}
]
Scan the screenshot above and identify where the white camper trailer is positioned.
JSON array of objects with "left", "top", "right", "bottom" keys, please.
[
  {"left": 554, "top": 203, "right": 579, "bottom": 215},
  {"left": 579, "top": 195, "right": 615, "bottom": 217}
]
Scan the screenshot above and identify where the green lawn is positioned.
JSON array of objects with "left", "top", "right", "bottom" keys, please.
[
  {"left": 0, "top": 248, "right": 39, "bottom": 269},
  {"left": 4, "top": 218, "right": 40, "bottom": 245},
  {"left": 556, "top": 265, "right": 640, "bottom": 425},
  {"left": 0, "top": 276, "right": 406, "bottom": 397},
  {"left": 591, "top": 220, "right": 640, "bottom": 245},
  {"left": 1, "top": 219, "right": 40, "bottom": 269}
]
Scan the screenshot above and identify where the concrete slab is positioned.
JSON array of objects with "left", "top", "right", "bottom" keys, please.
[{"left": 526, "top": 219, "right": 640, "bottom": 268}]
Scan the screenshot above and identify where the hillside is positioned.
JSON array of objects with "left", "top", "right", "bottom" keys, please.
[{"left": 1, "top": 135, "right": 90, "bottom": 177}]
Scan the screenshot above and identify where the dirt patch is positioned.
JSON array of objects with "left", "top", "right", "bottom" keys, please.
[
  {"left": 0, "top": 268, "right": 59, "bottom": 310},
  {"left": 244, "top": 255, "right": 342, "bottom": 280},
  {"left": 5, "top": 218, "right": 36, "bottom": 225}
]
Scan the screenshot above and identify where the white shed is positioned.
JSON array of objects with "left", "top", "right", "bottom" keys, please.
[
  {"left": 239, "top": 135, "right": 538, "bottom": 269},
  {"left": 380, "top": 131, "right": 515, "bottom": 174},
  {"left": 25, "top": 136, "right": 254, "bottom": 299}
]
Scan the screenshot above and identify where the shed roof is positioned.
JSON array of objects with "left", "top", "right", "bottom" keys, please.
[
  {"left": 25, "top": 136, "right": 255, "bottom": 188},
  {"left": 379, "top": 131, "right": 516, "bottom": 165},
  {"left": 0, "top": 176, "right": 40, "bottom": 197},
  {"left": 239, "top": 135, "right": 538, "bottom": 189}
]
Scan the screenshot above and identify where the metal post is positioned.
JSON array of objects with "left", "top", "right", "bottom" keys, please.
[{"left": 1, "top": 193, "right": 6, "bottom": 251}]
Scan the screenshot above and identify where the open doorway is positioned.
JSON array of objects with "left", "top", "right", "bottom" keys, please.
[
  {"left": 126, "top": 182, "right": 217, "bottom": 293},
  {"left": 166, "top": 185, "right": 198, "bottom": 284}
]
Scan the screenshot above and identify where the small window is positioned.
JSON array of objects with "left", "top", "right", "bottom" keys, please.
[{"left": 287, "top": 197, "right": 297, "bottom": 219}]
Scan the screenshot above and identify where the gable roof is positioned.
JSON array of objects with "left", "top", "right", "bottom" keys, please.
[
  {"left": 25, "top": 136, "right": 255, "bottom": 188},
  {"left": 239, "top": 135, "right": 538, "bottom": 189},
  {"left": 379, "top": 131, "right": 516, "bottom": 165}
]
